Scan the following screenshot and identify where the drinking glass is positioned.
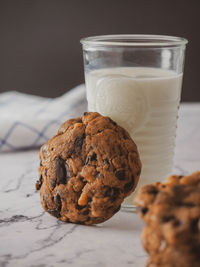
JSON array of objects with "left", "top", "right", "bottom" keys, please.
[{"left": 81, "top": 35, "right": 187, "bottom": 211}]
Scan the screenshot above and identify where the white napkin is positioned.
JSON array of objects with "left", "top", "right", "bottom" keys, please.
[{"left": 0, "top": 84, "right": 87, "bottom": 152}]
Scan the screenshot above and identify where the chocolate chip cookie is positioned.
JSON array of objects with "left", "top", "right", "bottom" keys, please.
[
  {"left": 134, "top": 171, "right": 200, "bottom": 267},
  {"left": 36, "top": 112, "right": 141, "bottom": 225}
]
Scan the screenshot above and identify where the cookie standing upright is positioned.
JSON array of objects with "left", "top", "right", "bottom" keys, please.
[
  {"left": 36, "top": 112, "right": 141, "bottom": 225},
  {"left": 134, "top": 171, "right": 200, "bottom": 267}
]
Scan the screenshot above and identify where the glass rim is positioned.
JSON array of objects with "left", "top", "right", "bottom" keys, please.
[{"left": 80, "top": 34, "right": 188, "bottom": 47}]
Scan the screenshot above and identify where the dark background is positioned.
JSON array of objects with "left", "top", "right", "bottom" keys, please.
[{"left": 0, "top": 0, "right": 199, "bottom": 101}]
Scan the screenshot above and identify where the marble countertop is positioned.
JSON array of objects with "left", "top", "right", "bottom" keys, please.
[{"left": 1, "top": 103, "right": 200, "bottom": 267}]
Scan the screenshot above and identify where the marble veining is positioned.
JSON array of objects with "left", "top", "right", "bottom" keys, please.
[{"left": 0, "top": 103, "right": 200, "bottom": 267}]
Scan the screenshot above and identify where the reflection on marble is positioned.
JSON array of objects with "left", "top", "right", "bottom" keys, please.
[{"left": 0, "top": 103, "right": 200, "bottom": 267}]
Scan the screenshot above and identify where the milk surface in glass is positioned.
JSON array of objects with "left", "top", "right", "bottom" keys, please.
[{"left": 85, "top": 67, "right": 182, "bottom": 205}]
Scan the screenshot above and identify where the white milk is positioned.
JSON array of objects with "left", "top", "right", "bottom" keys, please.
[{"left": 85, "top": 67, "right": 182, "bottom": 205}]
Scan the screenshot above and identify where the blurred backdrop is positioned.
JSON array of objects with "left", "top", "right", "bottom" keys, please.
[{"left": 0, "top": 0, "right": 199, "bottom": 101}]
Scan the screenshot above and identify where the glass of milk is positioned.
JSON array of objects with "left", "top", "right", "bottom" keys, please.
[{"left": 80, "top": 35, "right": 187, "bottom": 211}]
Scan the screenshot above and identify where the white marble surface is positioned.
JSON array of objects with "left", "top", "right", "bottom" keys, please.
[{"left": 0, "top": 103, "right": 200, "bottom": 267}]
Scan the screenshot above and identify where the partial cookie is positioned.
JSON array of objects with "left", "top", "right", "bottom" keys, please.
[
  {"left": 134, "top": 171, "right": 200, "bottom": 267},
  {"left": 36, "top": 112, "right": 141, "bottom": 225}
]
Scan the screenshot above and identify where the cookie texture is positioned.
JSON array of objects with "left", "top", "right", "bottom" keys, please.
[
  {"left": 134, "top": 171, "right": 200, "bottom": 267},
  {"left": 36, "top": 112, "right": 141, "bottom": 225}
]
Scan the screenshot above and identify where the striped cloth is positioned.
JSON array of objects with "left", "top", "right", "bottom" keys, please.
[{"left": 0, "top": 85, "right": 87, "bottom": 152}]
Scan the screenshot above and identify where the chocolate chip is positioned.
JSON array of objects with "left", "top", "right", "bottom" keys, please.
[
  {"left": 77, "top": 204, "right": 86, "bottom": 210},
  {"left": 105, "top": 187, "right": 111, "bottom": 197},
  {"left": 181, "top": 202, "right": 195, "bottom": 207},
  {"left": 90, "top": 152, "right": 97, "bottom": 161},
  {"left": 82, "top": 210, "right": 89, "bottom": 215},
  {"left": 49, "top": 178, "right": 56, "bottom": 189},
  {"left": 162, "top": 215, "right": 175, "bottom": 223},
  {"left": 40, "top": 161, "right": 43, "bottom": 166},
  {"left": 111, "top": 188, "right": 120, "bottom": 201},
  {"left": 124, "top": 175, "right": 135, "bottom": 193},
  {"left": 115, "top": 170, "right": 125, "bottom": 180},
  {"left": 85, "top": 152, "right": 97, "bottom": 164},
  {"left": 83, "top": 112, "right": 89, "bottom": 116},
  {"left": 108, "top": 118, "right": 117, "bottom": 126},
  {"left": 80, "top": 176, "right": 87, "bottom": 185},
  {"left": 113, "top": 205, "right": 121, "bottom": 214},
  {"left": 45, "top": 194, "right": 62, "bottom": 218},
  {"left": 146, "top": 185, "right": 158, "bottom": 195},
  {"left": 137, "top": 207, "right": 148, "bottom": 215},
  {"left": 54, "top": 194, "right": 62, "bottom": 212},
  {"left": 35, "top": 174, "right": 43, "bottom": 190},
  {"left": 191, "top": 246, "right": 200, "bottom": 259},
  {"left": 173, "top": 219, "right": 181, "bottom": 227},
  {"left": 76, "top": 221, "right": 85, "bottom": 225},
  {"left": 172, "top": 185, "right": 186, "bottom": 193},
  {"left": 117, "top": 144, "right": 123, "bottom": 156},
  {"left": 105, "top": 187, "right": 120, "bottom": 202},
  {"left": 95, "top": 172, "right": 101, "bottom": 178},
  {"left": 74, "top": 133, "right": 86, "bottom": 149},
  {"left": 47, "top": 208, "right": 61, "bottom": 218},
  {"left": 55, "top": 157, "right": 70, "bottom": 185},
  {"left": 191, "top": 218, "right": 199, "bottom": 233},
  {"left": 136, "top": 169, "right": 141, "bottom": 176},
  {"left": 141, "top": 207, "right": 148, "bottom": 215},
  {"left": 104, "top": 158, "right": 109, "bottom": 165}
]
